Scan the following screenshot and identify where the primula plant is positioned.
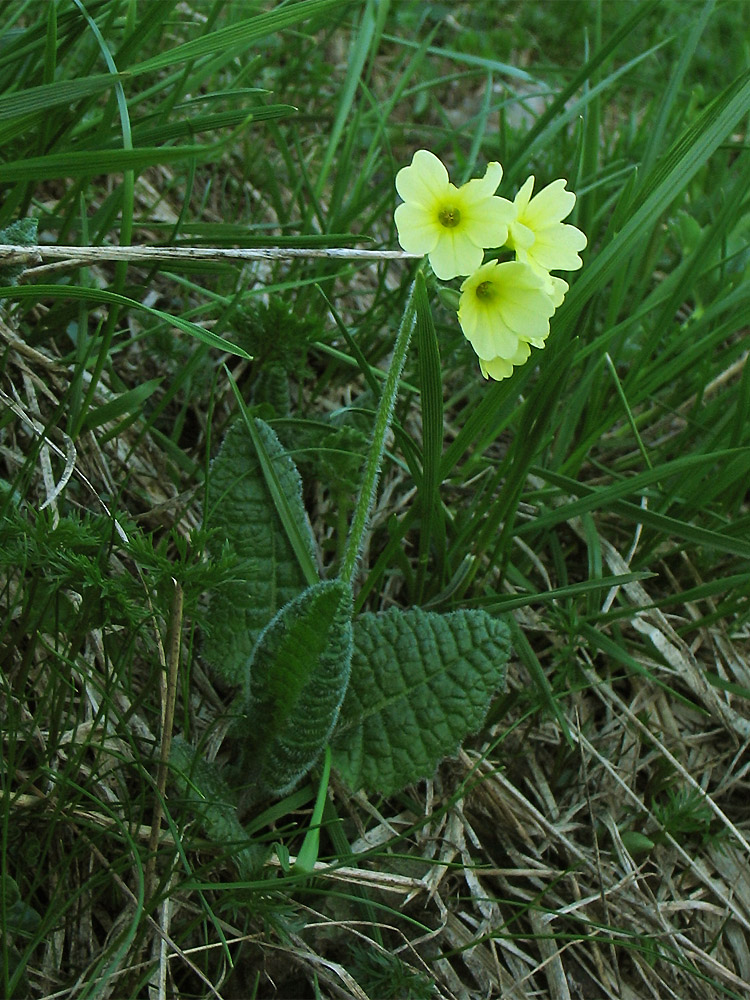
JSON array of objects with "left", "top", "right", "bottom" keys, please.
[
  {"left": 395, "top": 149, "right": 587, "bottom": 380},
  {"left": 177, "top": 149, "right": 585, "bottom": 870}
]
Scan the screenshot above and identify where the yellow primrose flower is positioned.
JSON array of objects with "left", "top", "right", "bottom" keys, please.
[
  {"left": 478, "top": 342, "right": 532, "bottom": 381},
  {"left": 394, "top": 149, "right": 514, "bottom": 280},
  {"left": 548, "top": 275, "right": 569, "bottom": 308},
  {"left": 458, "top": 260, "right": 556, "bottom": 381},
  {"left": 506, "top": 176, "right": 587, "bottom": 277}
]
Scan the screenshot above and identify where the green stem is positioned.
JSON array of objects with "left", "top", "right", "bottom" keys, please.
[{"left": 340, "top": 274, "right": 419, "bottom": 584}]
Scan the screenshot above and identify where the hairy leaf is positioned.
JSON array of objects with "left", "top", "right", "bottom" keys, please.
[
  {"left": 203, "top": 418, "right": 316, "bottom": 685},
  {"left": 241, "top": 579, "right": 353, "bottom": 796},
  {"left": 170, "top": 736, "right": 267, "bottom": 879},
  {"left": 332, "top": 608, "right": 510, "bottom": 795},
  {"left": 0, "top": 218, "right": 38, "bottom": 284}
]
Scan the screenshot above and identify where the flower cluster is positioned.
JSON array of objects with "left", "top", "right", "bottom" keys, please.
[{"left": 394, "top": 149, "right": 586, "bottom": 380}]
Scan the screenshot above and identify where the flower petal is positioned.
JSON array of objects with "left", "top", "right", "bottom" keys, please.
[
  {"left": 461, "top": 161, "right": 503, "bottom": 201},
  {"left": 477, "top": 341, "right": 532, "bottom": 381},
  {"left": 523, "top": 178, "right": 575, "bottom": 227},
  {"left": 429, "top": 229, "right": 483, "bottom": 280},
  {"left": 394, "top": 202, "right": 441, "bottom": 254},
  {"left": 548, "top": 275, "right": 569, "bottom": 308},
  {"left": 479, "top": 355, "right": 513, "bottom": 380},
  {"left": 461, "top": 196, "right": 514, "bottom": 249},
  {"left": 464, "top": 308, "right": 519, "bottom": 359},
  {"left": 497, "top": 286, "right": 553, "bottom": 341},
  {"left": 526, "top": 222, "right": 587, "bottom": 272},
  {"left": 512, "top": 175, "right": 535, "bottom": 215},
  {"left": 395, "top": 149, "right": 450, "bottom": 205},
  {"left": 507, "top": 219, "right": 535, "bottom": 251}
]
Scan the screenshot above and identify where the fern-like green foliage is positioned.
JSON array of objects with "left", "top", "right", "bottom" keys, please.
[
  {"left": 240, "top": 579, "right": 353, "bottom": 796},
  {"left": 203, "top": 417, "right": 317, "bottom": 685},
  {"left": 331, "top": 607, "right": 510, "bottom": 795}
]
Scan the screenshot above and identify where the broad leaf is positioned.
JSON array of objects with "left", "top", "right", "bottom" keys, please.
[
  {"left": 0, "top": 218, "right": 38, "bottom": 284},
  {"left": 170, "top": 737, "right": 266, "bottom": 879},
  {"left": 241, "top": 579, "right": 353, "bottom": 796},
  {"left": 203, "top": 418, "right": 316, "bottom": 684},
  {"left": 332, "top": 607, "right": 510, "bottom": 795}
]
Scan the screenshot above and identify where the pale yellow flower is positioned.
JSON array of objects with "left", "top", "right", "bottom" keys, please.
[
  {"left": 394, "top": 149, "right": 514, "bottom": 280},
  {"left": 548, "top": 275, "right": 569, "bottom": 308},
  {"left": 506, "top": 176, "right": 587, "bottom": 277},
  {"left": 457, "top": 260, "right": 556, "bottom": 381},
  {"left": 478, "top": 342, "right": 532, "bottom": 381}
]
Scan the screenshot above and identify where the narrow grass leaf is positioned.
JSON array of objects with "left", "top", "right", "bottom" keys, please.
[
  {"left": 0, "top": 141, "right": 231, "bottom": 181},
  {"left": 129, "top": 0, "right": 349, "bottom": 75},
  {"left": 524, "top": 459, "right": 750, "bottom": 559},
  {"left": 507, "top": 616, "right": 573, "bottom": 747},
  {"left": 317, "top": 0, "right": 374, "bottom": 194},
  {"left": 0, "top": 284, "right": 251, "bottom": 358},
  {"left": 82, "top": 379, "right": 162, "bottom": 430},
  {"left": 465, "top": 573, "right": 653, "bottom": 613},
  {"left": 562, "top": 66, "right": 750, "bottom": 319},
  {"left": 0, "top": 74, "right": 124, "bottom": 121},
  {"left": 125, "top": 105, "right": 295, "bottom": 146}
]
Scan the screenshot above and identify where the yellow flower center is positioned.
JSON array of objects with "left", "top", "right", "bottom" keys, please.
[
  {"left": 475, "top": 280, "right": 495, "bottom": 300},
  {"left": 438, "top": 205, "right": 461, "bottom": 228}
]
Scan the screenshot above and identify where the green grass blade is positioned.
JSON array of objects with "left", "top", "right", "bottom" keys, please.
[
  {"left": 561, "top": 66, "right": 750, "bottom": 321},
  {"left": 0, "top": 284, "right": 251, "bottom": 358},
  {"left": 129, "top": 0, "right": 349, "bottom": 76},
  {"left": 0, "top": 73, "right": 124, "bottom": 122},
  {"left": 0, "top": 139, "right": 234, "bottom": 181}
]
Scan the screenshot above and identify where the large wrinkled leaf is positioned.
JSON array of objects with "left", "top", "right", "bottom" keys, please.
[
  {"left": 170, "top": 737, "right": 266, "bottom": 879},
  {"left": 241, "top": 579, "right": 353, "bottom": 796},
  {"left": 332, "top": 607, "right": 510, "bottom": 795},
  {"left": 203, "top": 418, "right": 316, "bottom": 685}
]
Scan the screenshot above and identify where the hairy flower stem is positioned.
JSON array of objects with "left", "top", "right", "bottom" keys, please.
[{"left": 340, "top": 275, "right": 419, "bottom": 585}]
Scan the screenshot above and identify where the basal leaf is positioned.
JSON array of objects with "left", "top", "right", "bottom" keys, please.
[
  {"left": 0, "top": 218, "right": 38, "bottom": 284},
  {"left": 203, "top": 418, "right": 317, "bottom": 685},
  {"left": 332, "top": 607, "right": 510, "bottom": 795},
  {"left": 170, "top": 736, "right": 266, "bottom": 879},
  {"left": 241, "top": 579, "right": 353, "bottom": 797}
]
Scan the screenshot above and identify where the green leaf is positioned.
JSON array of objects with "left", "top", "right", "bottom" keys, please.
[
  {"left": 231, "top": 395, "right": 320, "bottom": 588},
  {"left": 129, "top": 0, "right": 349, "bottom": 75},
  {"left": 241, "top": 579, "right": 353, "bottom": 796},
  {"left": 561, "top": 64, "right": 750, "bottom": 321},
  {"left": 125, "top": 105, "right": 296, "bottom": 147},
  {"left": 203, "top": 418, "right": 317, "bottom": 685},
  {"left": 332, "top": 607, "right": 510, "bottom": 795},
  {"left": 170, "top": 736, "right": 266, "bottom": 879},
  {"left": 82, "top": 378, "right": 162, "bottom": 430},
  {"left": 0, "top": 142, "right": 228, "bottom": 182},
  {"left": 0, "top": 73, "right": 124, "bottom": 122},
  {"left": 0, "top": 218, "right": 38, "bottom": 284},
  {"left": 0, "top": 284, "right": 251, "bottom": 359}
]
